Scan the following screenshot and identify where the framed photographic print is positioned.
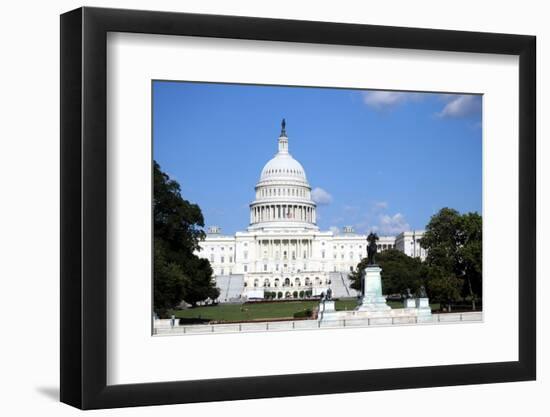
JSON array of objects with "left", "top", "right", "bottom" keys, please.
[{"left": 60, "top": 6, "right": 536, "bottom": 410}]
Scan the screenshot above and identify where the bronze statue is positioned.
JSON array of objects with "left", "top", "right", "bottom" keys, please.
[
  {"left": 418, "top": 285, "right": 428, "bottom": 298},
  {"left": 366, "top": 232, "right": 379, "bottom": 265},
  {"left": 404, "top": 288, "right": 413, "bottom": 299},
  {"left": 326, "top": 287, "right": 332, "bottom": 301},
  {"left": 281, "top": 118, "right": 286, "bottom": 135}
]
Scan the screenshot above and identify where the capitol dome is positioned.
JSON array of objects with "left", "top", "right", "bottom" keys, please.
[
  {"left": 248, "top": 120, "right": 318, "bottom": 231},
  {"left": 260, "top": 153, "right": 308, "bottom": 183}
]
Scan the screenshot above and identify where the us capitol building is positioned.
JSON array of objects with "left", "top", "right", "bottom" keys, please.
[{"left": 195, "top": 121, "right": 426, "bottom": 302}]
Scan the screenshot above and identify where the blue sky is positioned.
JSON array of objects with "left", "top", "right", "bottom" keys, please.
[{"left": 153, "top": 81, "right": 482, "bottom": 236}]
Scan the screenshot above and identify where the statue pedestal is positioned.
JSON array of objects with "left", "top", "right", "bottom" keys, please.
[
  {"left": 416, "top": 297, "right": 430, "bottom": 309},
  {"left": 415, "top": 297, "right": 432, "bottom": 322},
  {"left": 319, "top": 300, "right": 335, "bottom": 313},
  {"left": 404, "top": 298, "right": 416, "bottom": 308},
  {"left": 356, "top": 266, "right": 391, "bottom": 312},
  {"left": 318, "top": 300, "right": 336, "bottom": 321}
]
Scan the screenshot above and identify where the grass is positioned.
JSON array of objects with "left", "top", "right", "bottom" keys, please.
[{"left": 169, "top": 298, "right": 441, "bottom": 323}]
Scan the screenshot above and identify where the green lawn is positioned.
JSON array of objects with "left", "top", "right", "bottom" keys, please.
[{"left": 169, "top": 298, "right": 440, "bottom": 323}]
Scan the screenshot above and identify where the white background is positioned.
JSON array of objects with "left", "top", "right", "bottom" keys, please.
[
  {"left": 0, "top": 0, "right": 546, "bottom": 416},
  {"left": 107, "top": 33, "right": 518, "bottom": 384}
]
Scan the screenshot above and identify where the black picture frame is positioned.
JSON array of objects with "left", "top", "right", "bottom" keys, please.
[{"left": 60, "top": 6, "right": 536, "bottom": 410}]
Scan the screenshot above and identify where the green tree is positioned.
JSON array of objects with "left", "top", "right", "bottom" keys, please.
[
  {"left": 424, "top": 266, "right": 462, "bottom": 312},
  {"left": 153, "top": 240, "right": 186, "bottom": 315},
  {"left": 348, "top": 249, "right": 425, "bottom": 296},
  {"left": 421, "top": 208, "right": 482, "bottom": 310},
  {"left": 153, "top": 161, "right": 219, "bottom": 314}
]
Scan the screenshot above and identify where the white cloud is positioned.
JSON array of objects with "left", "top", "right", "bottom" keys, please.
[
  {"left": 377, "top": 213, "right": 410, "bottom": 235},
  {"left": 362, "top": 91, "right": 423, "bottom": 110},
  {"left": 438, "top": 94, "right": 481, "bottom": 118},
  {"left": 329, "top": 226, "right": 340, "bottom": 235},
  {"left": 311, "top": 187, "right": 333, "bottom": 205},
  {"left": 373, "top": 201, "right": 388, "bottom": 210}
]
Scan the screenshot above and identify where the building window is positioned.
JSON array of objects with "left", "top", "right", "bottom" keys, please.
[
  {"left": 221, "top": 268, "right": 224, "bottom": 275},
  {"left": 264, "top": 264, "right": 267, "bottom": 271},
  {"left": 350, "top": 266, "right": 353, "bottom": 272},
  {"left": 244, "top": 251, "right": 248, "bottom": 260},
  {"left": 276, "top": 264, "right": 279, "bottom": 271},
  {"left": 322, "top": 251, "right": 325, "bottom": 259},
  {"left": 229, "top": 256, "right": 233, "bottom": 263},
  {"left": 221, "top": 256, "right": 224, "bottom": 263},
  {"left": 244, "top": 265, "right": 248, "bottom": 272},
  {"left": 210, "top": 254, "right": 214, "bottom": 262}
]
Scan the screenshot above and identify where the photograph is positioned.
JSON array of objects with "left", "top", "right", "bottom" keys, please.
[{"left": 152, "top": 81, "right": 483, "bottom": 335}]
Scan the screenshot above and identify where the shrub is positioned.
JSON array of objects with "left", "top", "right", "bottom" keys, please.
[
  {"left": 277, "top": 292, "right": 283, "bottom": 299},
  {"left": 299, "top": 290, "right": 305, "bottom": 298},
  {"left": 292, "top": 291, "right": 298, "bottom": 298},
  {"left": 293, "top": 308, "right": 313, "bottom": 319}
]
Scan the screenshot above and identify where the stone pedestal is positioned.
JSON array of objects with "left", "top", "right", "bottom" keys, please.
[
  {"left": 416, "top": 297, "right": 430, "bottom": 309},
  {"left": 356, "top": 266, "right": 391, "bottom": 312},
  {"left": 318, "top": 300, "right": 336, "bottom": 321},
  {"left": 319, "top": 300, "right": 335, "bottom": 313},
  {"left": 404, "top": 298, "right": 416, "bottom": 308},
  {"left": 415, "top": 297, "right": 432, "bottom": 322}
]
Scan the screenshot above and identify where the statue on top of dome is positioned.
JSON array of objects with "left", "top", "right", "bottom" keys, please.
[{"left": 280, "top": 118, "right": 287, "bottom": 136}]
